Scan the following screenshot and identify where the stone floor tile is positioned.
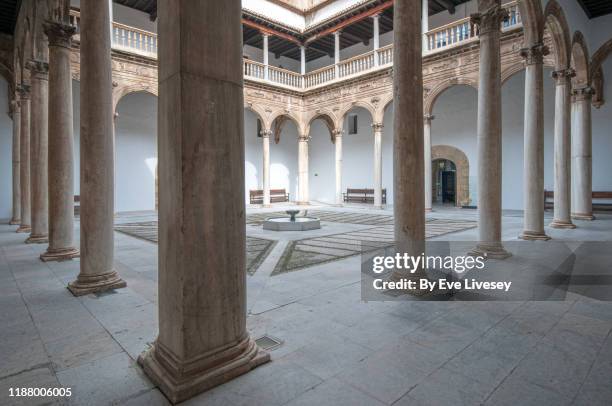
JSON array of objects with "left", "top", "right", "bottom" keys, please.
[
  {"left": 0, "top": 366, "right": 64, "bottom": 406},
  {"left": 285, "top": 378, "right": 386, "bottom": 406},
  {"left": 484, "top": 376, "right": 572, "bottom": 406},
  {"left": 44, "top": 328, "right": 124, "bottom": 371}
]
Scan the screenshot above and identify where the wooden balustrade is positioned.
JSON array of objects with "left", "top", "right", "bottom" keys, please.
[{"left": 305, "top": 66, "right": 336, "bottom": 88}]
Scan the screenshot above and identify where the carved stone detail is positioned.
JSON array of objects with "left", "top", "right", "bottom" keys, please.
[
  {"left": 519, "top": 43, "right": 549, "bottom": 66},
  {"left": 43, "top": 21, "right": 75, "bottom": 49}
]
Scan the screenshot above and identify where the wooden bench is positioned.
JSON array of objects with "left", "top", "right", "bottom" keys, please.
[
  {"left": 343, "top": 188, "right": 387, "bottom": 204},
  {"left": 544, "top": 190, "right": 612, "bottom": 211},
  {"left": 249, "top": 189, "right": 290, "bottom": 204},
  {"left": 74, "top": 195, "right": 80, "bottom": 216}
]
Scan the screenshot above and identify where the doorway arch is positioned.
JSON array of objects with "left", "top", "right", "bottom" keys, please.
[{"left": 431, "top": 145, "right": 470, "bottom": 207}]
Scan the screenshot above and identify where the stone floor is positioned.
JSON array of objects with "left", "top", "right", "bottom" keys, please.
[{"left": 1, "top": 204, "right": 612, "bottom": 405}]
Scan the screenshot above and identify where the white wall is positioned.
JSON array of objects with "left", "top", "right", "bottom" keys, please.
[
  {"left": 0, "top": 78, "right": 13, "bottom": 221},
  {"left": 245, "top": 109, "right": 264, "bottom": 201},
  {"left": 308, "top": 119, "right": 335, "bottom": 203},
  {"left": 270, "top": 119, "right": 299, "bottom": 201},
  {"left": 592, "top": 58, "right": 612, "bottom": 192},
  {"left": 341, "top": 107, "right": 375, "bottom": 193}
]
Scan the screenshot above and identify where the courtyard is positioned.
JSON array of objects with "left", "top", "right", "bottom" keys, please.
[{"left": 2, "top": 206, "right": 611, "bottom": 405}]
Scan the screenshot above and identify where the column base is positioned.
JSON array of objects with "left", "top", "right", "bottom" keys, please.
[
  {"left": 138, "top": 336, "right": 270, "bottom": 404},
  {"left": 518, "top": 231, "right": 551, "bottom": 241},
  {"left": 425, "top": 208, "right": 433, "bottom": 213},
  {"left": 572, "top": 213, "right": 595, "bottom": 221},
  {"left": 9, "top": 219, "right": 21, "bottom": 225},
  {"left": 296, "top": 201, "right": 310, "bottom": 206},
  {"left": 16, "top": 225, "right": 31, "bottom": 233},
  {"left": 67, "top": 270, "right": 126, "bottom": 296},
  {"left": 25, "top": 234, "right": 49, "bottom": 244},
  {"left": 261, "top": 204, "right": 273, "bottom": 208},
  {"left": 41, "top": 247, "right": 80, "bottom": 262},
  {"left": 549, "top": 219, "right": 576, "bottom": 229},
  {"left": 469, "top": 243, "right": 512, "bottom": 259}
]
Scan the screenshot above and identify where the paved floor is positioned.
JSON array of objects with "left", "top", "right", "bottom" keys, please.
[{"left": 1, "top": 204, "right": 612, "bottom": 405}]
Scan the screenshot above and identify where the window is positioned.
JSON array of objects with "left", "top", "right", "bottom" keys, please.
[
  {"left": 348, "top": 114, "right": 358, "bottom": 135},
  {"left": 257, "top": 119, "right": 262, "bottom": 137}
]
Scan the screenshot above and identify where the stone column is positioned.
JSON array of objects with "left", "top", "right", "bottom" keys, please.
[
  {"left": 68, "top": 0, "right": 126, "bottom": 295},
  {"left": 25, "top": 60, "right": 50, "bottom": 244},
  {"left": 372, "top": 14, "right": 380, "bottom": 66},
  {"left": 10, "top": 99, "right": 21, "bottom": 225},
  {"left": 41, "top": 22, "right": 80, "bottom": 261},
  {"left": 422, "top": 0, "right": 429, "bottom": 52},
  {"left": 262, "top": 32, "right": 269, "bottom": 81},
  {"left": 334, "top": 31, "right": 341, "bottom": 78},
  {"left": 334, "top": 129, "right": 343, "bottom": 205},
  {"left": 298, "top": 134, "right": 309, "bottom": 205},
  {"left": 300, "top": 45, "right": 306, "bottom": 88},
  {"left": 424, "top": 114, "right": 434, "bottom": 212},
  {"left": 470, "top": 1, "right": 510, "bottom": 258},
  {"left": 16, "top": 85, "right": 31, "bottom": 233},
  {"left": 372, "top": 122, "right": 383, "bottom": 208},
  {"left": 519, "top": 44, "right": 550, "bottom": 241},
  {"left": 393, "top": 0, "right": 425, "bottom": 263},
  {"left": 550, "top": 69, "right": 575, "bottom": 228},
  {"left": 138, "top": 1, "right": 269, "bottom": 402},
  {"left": 571, "top": 86, "right": 594, "bottom": 220},
  {"left": 261, "top": 129, "right": 271, "bottom": 207}
]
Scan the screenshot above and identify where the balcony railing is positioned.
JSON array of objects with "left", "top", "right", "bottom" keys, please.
[{"left": 69, "top": 1, "right": 521, "bottom": 91}]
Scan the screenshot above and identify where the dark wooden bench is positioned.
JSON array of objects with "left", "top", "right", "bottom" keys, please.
[
  {"left": 249, "top": 189, "right": 290, "bottom": 204},
  {"left": 544, "top": 190, "right": 612, "bottom": 211},
  {"left": 343, "top": 188, "right": 387, "bottom": 204},
  {"left": 74, "top": 195, "right": 80, "bottom": 216}
]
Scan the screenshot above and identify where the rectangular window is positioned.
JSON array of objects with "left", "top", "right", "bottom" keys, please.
[
  {"left": 257, "top": 119, "right": 262, "bottom": 137},
  {"left": 348, "top": 114, "right": 358, "bottom": 135}
]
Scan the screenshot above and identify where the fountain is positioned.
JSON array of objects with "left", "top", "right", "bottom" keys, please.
[{"left": 262, "top": 210, "right": 321, "bottom": 231}]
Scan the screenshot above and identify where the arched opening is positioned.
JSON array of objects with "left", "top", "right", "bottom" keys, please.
[
  {"left": 340, "top": 105, "right": 375, "bottom": 199},
  {"left": 307, "top": 114, "right": 335, "bottom": 204},
  {"left": 270, "top": 114, "right": 300, "bottom": 201},
  {"left": 432, "top": 159, "right": 457, "bottom": 206},
  {"left": 244, "top": 108, "right": 264, "bottom": 204},
  {"left": 114, "top": 91, "right": 158, "bottom": 212},
  {"left": 0, "top": 74, "right": 13, "bottom": 219}
]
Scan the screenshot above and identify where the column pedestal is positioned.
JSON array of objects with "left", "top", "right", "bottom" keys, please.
[
  {"left": 69, "top": 0, "right": 125, "bottom": 295},
  {"left": 42, "top": 21, "right": 80, "bottom": 262},
  {"left": 550, "top": 69, "right": 575, "bottom": 229},
  {"left": 25, "top": 60, "right": 50, "bottom": 244},
  {"left": 16, "top": 85, "right": 31, "bottom": 234},
  {"left": 470, "top": 1, "right": 511, "bottom": 259}
]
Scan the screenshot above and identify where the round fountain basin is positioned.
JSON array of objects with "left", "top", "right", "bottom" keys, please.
[{"left": 263, "top": 217, "right": 321, "bottom": 231}]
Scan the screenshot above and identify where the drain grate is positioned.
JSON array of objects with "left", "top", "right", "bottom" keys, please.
[{"left": 255, "top": 335, "right": 283, "bottom": 351}]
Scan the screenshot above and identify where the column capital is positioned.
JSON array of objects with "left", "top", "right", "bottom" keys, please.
[
  {"left": 43, "top": 20, "right": 76, "bottom": 49},
  {"left": 424, "top": 114, "right": 435, "bottom": 124},
  {"left": 571, "top": 86, "right": 595, "bottom": 102},
  {"left": 371, "top": 122, "right": 384, "bottom": 131},
  {"left": 333, "top": 30, "right": 342, "bottom": 37},
  {"left": 551, "top": 68, "right": 575, "bottom": 85},
  {"left": 16, "top": 84, "right": 31, "bottom": 100},
  {"left": 298, "top": 134, "right": 310, "bottom": 142},
  {"left": 470, "top": 5, "right": 507, "bottom": 35},
  {"left": 332, "top": 128, "right": 343, "bottom": 137},
  {"left": 259, "top": 129, "right": 272, "bottom": 138},
  {"left": 26, "top": 59, "right": 49, "bottom": 79},
  {"left": 10, "top": 98, "right": 21, "bottom": 110},
  {"left": 371, "top": 13, "right": 381, "bottom": 20},
  {"left": 519, "top": 43, "right": 549, "bottom": 66}
]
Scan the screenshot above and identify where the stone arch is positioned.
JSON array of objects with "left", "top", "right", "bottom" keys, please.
[
  {"left": 270, "top": 112, "right": 302, "bottom": 144},
  {"left": 544, "top": 0, "right": 571, "bottom": 70},
  {"left": 517, "top": 0, "right": 544, "bottom": 46},
  {"left": 424, "top": 78, "right": 478, "bottom": 115},
  {"left": 590, "top": 39, "right": 612, "bottom": 86},
  {"left": 305, "top": 111, "right": 337, "bottom": 142},
  {"left": 431, "top": 145, "right": 470, "bottom": 207},
  {"left": 337, "top": 101, "right": 376, "bottom": 127},
  {"left": 501, "top": 62, "right": 526, "bottom": 85},
  {"left": 244, "top": 103, "right": 268, "bottom": 131},
  {"left": 571, "top": 31, "right": 590, "bottom": 87},
  {"left": 113, "top": 84, "right": 158, "bottom": 111}
]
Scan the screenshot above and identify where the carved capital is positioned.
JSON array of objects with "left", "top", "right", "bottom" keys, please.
[
  {"left": 519, "top": 43, "right": 549, "bottom": 66},
  {"left": 43, "top": 21, "right": 76, "bottom": 48},
  {"left": 259, "top": 129, "right": 272, "bottom": 138},
  {"left": 371, "top": 122, "right": 383, "bottom": 132},
  {"left": 424, "top": 114, "right": 435, "bottom": 125},
  {"left": 332, "top": 129, "right": 343, "bottom": 137},
  {"left": 470, "top": 5, "right": 508, "bottom": 35},
  {"left": 551, "top": 68, "right": 575, "bottom": 85},
  {"left": 571, "top": 86, "right": 595, "bottom": 102},
  {"left": 298, "top": 134, "right": 310, "bottom": 142},
  {"left": 26, "top": 59, "right": 49, "bottom": 79},
  {"left": 16, "top": 84, "right": 31, "bottom": 100}
]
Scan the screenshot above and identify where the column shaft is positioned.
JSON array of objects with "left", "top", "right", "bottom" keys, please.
[
  {"left": 262, "top": 130, "right": 271, "bottom": 206},
  {"left": 26, "top": 60, "right": 50, "bottom": 244},
  {"left": 424, "top": 115, "right": 433, "bottom": 211},
  {"left": 138, "top": 2, "right": 269, "bottom": 402},
  {"left": 335, "top": 130, "right": 343, "bottom": 205},
  {"left": 373, "top": 123, "right": 383, "bottom": 208},
  {"left": 422, "top": 0, "right": 429, "bottom": 51},
  {"left": 69, "top": 0, "right": 126, "bottom": 295},
  {"left": 520, "top": 45, "right": 550, "bottom": 240},
  {"left": 393, "top": 0, "right": 425, "bottom": 258},
  {"left": 334, "top": 31, "right": 340, "bottom": 78},
  {"left": 17, "top": 86, "right": 31, "bottom": 233},
  {"left": 550, "top": 69, "right": 575, "bottom": 228},
  {"left": 298, "top": 135, "right": 309, "bottom": 204},
  {"left": 42, "top": 22, "right": 80, "bottom": 261},
  {"left": 372, "top": 15, "right": 380, "bottom": 65},
  {"left": 571, "top": 87, "right": 594, "bottom": 220},
  {"left": 471, "top": 0, "right": 510, "bottom": 258},
  {"left": 263, "top": 33, "right": 269, "bottom": 81},
  {"left": 10, "top": 100, "right": 21, "bottom": 225}
]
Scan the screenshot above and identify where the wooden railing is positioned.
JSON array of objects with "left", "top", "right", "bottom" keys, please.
[{"left": 69, "top": 1, "right": 522, "bottom": 91}]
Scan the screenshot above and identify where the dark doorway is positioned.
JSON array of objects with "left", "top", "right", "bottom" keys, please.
[{"left": 433, "top": 159, "right": 457, "bottom": 206}]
